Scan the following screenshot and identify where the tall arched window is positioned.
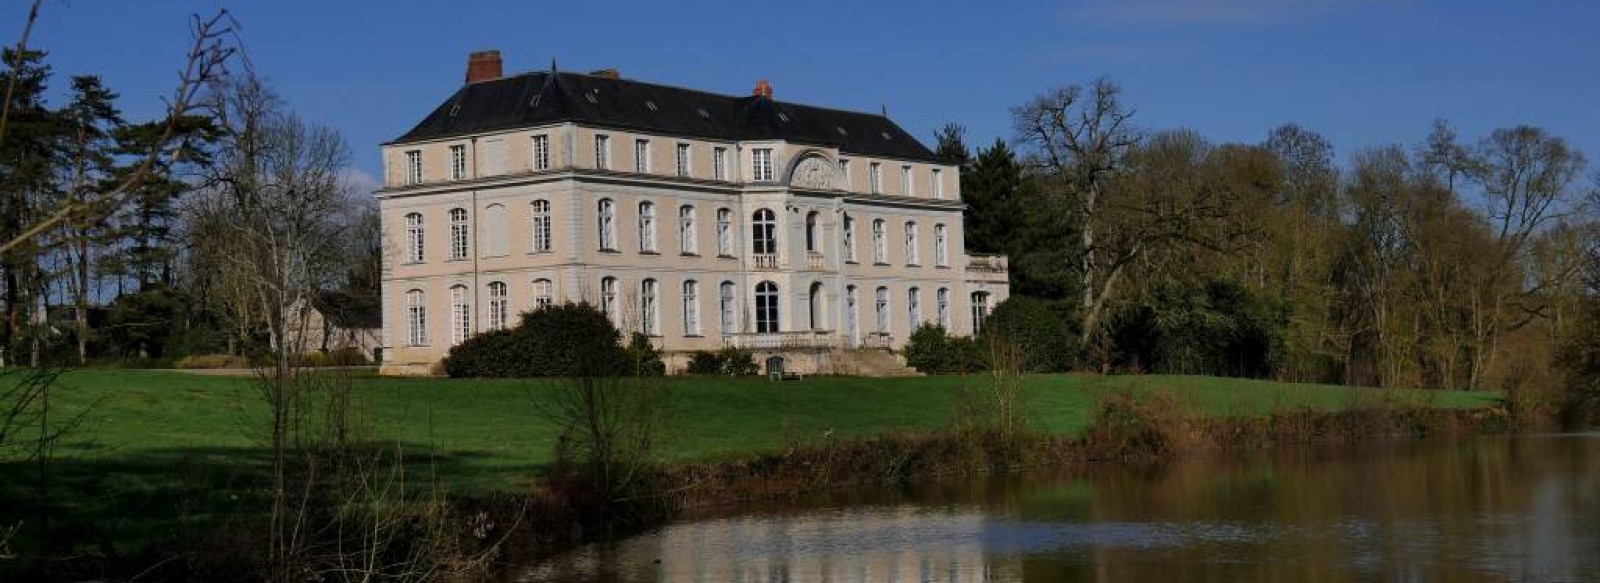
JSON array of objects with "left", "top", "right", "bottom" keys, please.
[
  {"left": 600, "top": 276, "right": 618, "bottom": 323},
  {"left": 449, "top": 208, "right": 469, "bottom": 260},
  {"left": 751, "top": 209, "right": 777, "bottom": 255},
  {"left": 678, "top": 205, "right": 697, "bottom": 254},
  {"left": 871, "top": 219, "right": 886, "bottom": 263},
  {"left": 715, "top": 208, "right": 733, "bottom": 256},
  {"left": 405, "top": 289, "right": 427, "bottom": 346},
  {"left": 936, "top": 287, "right": 950, "bottom": 329},
  {"left": 450, "top": 284, "right": 471, "bottom": 345},
  {"left": 638, "top": 201, "right": 657, "bottom": 252},
  {"left": 808, "top": 282, "right": 824, "bottom": 330},
  {"left": 805, "top": 211, "right": 820, "bottom": 253},
  {"left": 907, "top": 287, "right": 921, "bottom": 328},
  {"left": 845, "top": 285, "right": 858, "bottom": 344},
  {"left": 875, "top": 286, "right": 890, "bottom": 333},
  {"left": 934, "top": 224, "right": 948, "bottom": 267},
  {"left": 533, "top": 278, "right": 553, "bottom": 309},
  {"left": 597, "top": 199, "right": 616, "bottom": 250},
  {"left": 484, "top": 204, "right": 508, "bottom": 256},
  {"left": 682, "top": 280, "right": 700, "bottom": 335},
  {"left": 640, "top": 278, "right": 659, "bottom": 335},
  {"left": 719, "top": 281, "right": 736, "bottom": 335},
  {"left": 530, "top": 199, "right": 552, "bottom": 252},
  {"left": 842, "top": 213, "right": 855, "bottom": 262},
  {"left": 755, "top": 281, "right": 779, "bottom": 333},
  {"left": 972, "top": 291, "right": 991, "bottom": 333},
  {"left": 904, "top": 221, "right": 919, "bottom": 265},
  {"left": 487, "top": 281, "right": 508, "bottom": 330},
  {"left": 405, "top": 213, "right": 425, "bottom": 263}
]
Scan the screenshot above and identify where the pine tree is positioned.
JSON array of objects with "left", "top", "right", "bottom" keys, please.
[
  {"left": 57, "top": 75, "right": 124, "bottom": 363},
  {"left": 933, "top": 123, "right": 970, "bottom": 168},
  {"left": 0, "top": 48, "right": 64, "bottom": 363},
  {"left": 962, "top": 139, "right": 1022, "bottom": 254}
]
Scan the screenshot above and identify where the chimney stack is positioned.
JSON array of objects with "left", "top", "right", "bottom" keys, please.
[
  {"left": 752, "top": 79, "right": 773, "bottom": 98},
  {"left": 590, "top": 68, "right": 620, "bottom": 79},
  {"left": 466, "top": 50, "right": 503, "bottom": 84}
]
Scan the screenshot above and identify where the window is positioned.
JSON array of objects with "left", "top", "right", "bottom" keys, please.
[
  {"left": 598, "top": 199, "right": 616, "bottom": 250},
  {"left": 450, "top": 145, "right": 467, "bottom": 180},
  {"left": 716, "top": 208, "right": 733, "bottom": 256},
  {"left": 713, "top": 147, "right": 728, "bottom": 180},
  {"left": 972, "top": 292, "right": 991, "bottom": 333},
  {"left": 808, "top": 282, "right": 824, "bottom": 331},
  {"left": 752, "top": 209, "right": 777, "bottom": 255},
  {"left": 532, "top": 134, "right": 551, "bottom": 170},
  {"left": 640, "top": 278, "right": 659, "bottom": 335},
  {"left": 638, "top": 201, "right": 657, "bottom": 252},
  {"left": 872, "top": 219, "right": 887, "bottom": 263},
  {"left": 634, "top": 139, "right": 650, "bottom": 173},
  {"left": 449, "top": 208, "right": 469, "bottom": 260},
  {"left": 934, "top": 224, "right": 948, "bottom": 267},
  {"left": 839, "top": 159, "right": 851, "bottom": 188},
  {"left": 406, "top": 289, "right": 427, "bottom": 346},
  {"left": 842, "top": 214, "right": 856, "bottom": 262},
  {"left": 404, "top": 213, "right": 424, "bottom": 263},
  {"left": 908, "top": 287, "right": 921, "bottom": 328},
  {"left": 530, "top": 200, "right": 552, "bottom": 252},
  {"left": 752, "top": 148, "right": 774, "bottom": 182},
  {"left": 869, "top": 162, "right": 882, "bottom": 194},
  {"left": 845, "top": 285, "right": 858, "bottom": 343},
  {"left": 678, "top": 205, "right": 696, "bottom": 254},
  {"left": 676, "top": 143, "right": 691, "bottom": 177},
  {"left": 484, "top": 204, "right": 508, "bottom": 256},
  {"left": 533, "top": 278, "right": 553, "bottom": 309},
  {"left": 901, "top": 165, "right": 912, "bottom": 196},
  {"left": 594, "top": 134, "right": 610, "bottom": 169},
  {"left": 719, "top": 281, "right": 736, "bottom": 335},
  {"left": 404, "top": 150, "right": 423, "bottom": 185},
  {"left": 450, "top": 285, "right": 471, "bottom": 346},
  {"left": 600, "top": 276, "right": 618, "bottom": 323},
  {"left": 805, "top": 211, "right": 820, "bottom": 253},
  {"left": 755, "top": 281, "right": 779, "bottom": 333},
  {"left": 904, "top": 222, "right": 919, "bottom": 265},
  {"left": 932, "top": 168, "right": 943, "bottom": 198},
  {"left": 487, "top": 281, "right": 508, "bottom": 331},
  {"left": 875, "top": 286, "right": 889, "bottom": 333},
  {"left": 682, "top": 280, "right": 700, "bottom": 336},
  {"left": 937, "top": 288, "right": 950, "bottom": 329}
]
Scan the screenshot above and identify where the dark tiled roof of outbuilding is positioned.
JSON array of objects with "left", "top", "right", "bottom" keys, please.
[{"left": 392, "top": 71, "right": 938, "bottom": 162}]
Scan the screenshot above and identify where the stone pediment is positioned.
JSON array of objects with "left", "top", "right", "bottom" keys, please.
[{"left": 789, "top": 156, "right": 840, "bottom": 190}]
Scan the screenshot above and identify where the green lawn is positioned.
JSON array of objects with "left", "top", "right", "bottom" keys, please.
[{"left": 29, "top": 369, "right": 1498, "bottom": 492}]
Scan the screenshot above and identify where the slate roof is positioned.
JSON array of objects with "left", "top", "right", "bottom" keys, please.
[{"left": 392, "top": 71, "right": 938, "bottom": 162}]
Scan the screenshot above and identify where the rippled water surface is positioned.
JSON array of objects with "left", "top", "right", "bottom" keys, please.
[{"left": 523, "top": 434, "right": 1600, "bottom": 582}]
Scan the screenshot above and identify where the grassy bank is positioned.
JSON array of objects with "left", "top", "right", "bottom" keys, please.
[
  {"left": 3, "top": 369, "right": 1506, "bottom": 579},
  {"left": 33, "top": 369, "right": 1497, "bottom": 491}
]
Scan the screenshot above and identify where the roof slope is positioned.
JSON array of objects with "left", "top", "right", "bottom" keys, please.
[{"left": 393, "top": 71, "right": 937, "bottom": 162}]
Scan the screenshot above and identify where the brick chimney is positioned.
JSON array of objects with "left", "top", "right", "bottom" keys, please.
[
  {"left": 465, "top": 50, "right": 502, "bottom": 84},
  {"left": 590, "top": 68, "right": 620, "bottom": 79},
  {"left": 752, "top": 79, "right": 773, "bottom": 98}
]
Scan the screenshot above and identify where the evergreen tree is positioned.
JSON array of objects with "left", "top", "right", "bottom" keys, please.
[
  {"left": 962, "top": 139, "right": 1023, "bottom": 254},
  {"left": 0, "top": 48, "right": 64, "bottom": 362},
  {"left": 933, "top": 123, "right": 970, "bottom": 168},
  {"left": 56, "top": 75, "right": 124, "bottom": 364}
]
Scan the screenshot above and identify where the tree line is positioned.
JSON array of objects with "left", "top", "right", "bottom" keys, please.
[
  {"left": 0, "top": 39, "right": 377, "bottom": 368},
  {"left": 948, "top": 77, "right": 1599, "bottom": 406}
]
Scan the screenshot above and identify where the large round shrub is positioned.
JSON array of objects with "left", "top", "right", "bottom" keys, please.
[
  {"left": 980, "top": 296, "right": 1076, "bottom": 372},
  {"left": 904, "top": 324, "right": 986, "bottom": 374},
  {"left": 443, "top": 302, "right": 625, "bottom": 377}
]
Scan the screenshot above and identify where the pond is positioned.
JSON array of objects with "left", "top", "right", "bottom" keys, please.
[{"left": 521, "top": 433, "right": 1600, "bottom": 582}]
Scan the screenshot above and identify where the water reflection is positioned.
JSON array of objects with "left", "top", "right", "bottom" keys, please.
[{"left": 523, "top": 434, "right": 1600, "bottom": 582}]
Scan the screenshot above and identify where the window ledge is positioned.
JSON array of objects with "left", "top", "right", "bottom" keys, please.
[
  {"left": 680, "top": 252, "right": 700, "bottom": 258},
  {"left": 906, "top": 263, "right": 921, "bottom": 268},
  {"left": 873, "top": 262, "right": 891, "bottom": 267},
  {"left": 528, "top": 249, "right": 553, "bottom": 255},
  {"left": 401, "top": 261, "right": 425, "bottom": 266},
  {"left": 639, "top": 250, "right": 660, "bottom": 256},
  {"left": 717, "top": 254, "right": 738, "bottom": 260},
  {"left": 935, "top": 265, "right": 950, "bottom": 269},
  {"left": 844, "top": 260, "right": 859, "bottom": 265},
  {"left": 599, "top": 248, "right": 621, "bottom": 254},
  {"left": 683, "top": 334, "right": 705, "bottom": 339},
  {"left": 447, "top": 257, "right": 470, "bottom": 263}
]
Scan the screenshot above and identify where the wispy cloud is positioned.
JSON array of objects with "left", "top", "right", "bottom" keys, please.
[{"left": 1074, "top": 0, "right": 1408, "bottom": 25}]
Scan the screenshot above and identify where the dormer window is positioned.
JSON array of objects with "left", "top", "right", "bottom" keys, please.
[
  {"left": 777, "top": 112, "right": 790, "bottom": 123},
  {"left": 645, "top": 100, "right": 659, "bottom": 112},
  {"left": 585, "top": 90, "right": 599, "bottom": 104}
]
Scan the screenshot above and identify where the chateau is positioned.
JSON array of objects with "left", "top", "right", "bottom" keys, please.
[{"left": 376, "top": 51, "right": 1009, "bottom": 375}]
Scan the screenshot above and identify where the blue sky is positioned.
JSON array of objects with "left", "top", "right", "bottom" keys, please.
[{"left": 9, "top": 0, "right": 1599, "bottom": 190}]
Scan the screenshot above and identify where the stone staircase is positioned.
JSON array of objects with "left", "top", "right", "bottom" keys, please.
[{"left": 835, "top": 348, "right": 921, "bottom": 377}]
